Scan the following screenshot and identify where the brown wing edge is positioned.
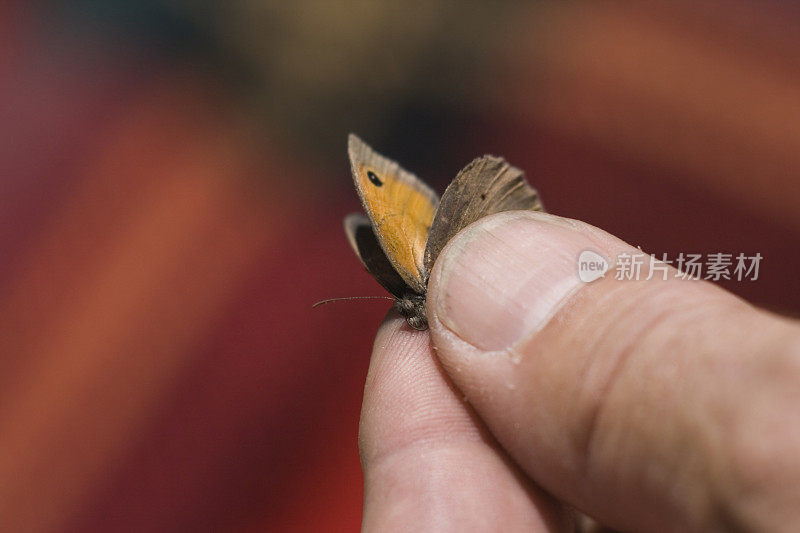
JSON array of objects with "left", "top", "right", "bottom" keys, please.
[
  {"left": 344, "top": 213, "right": 411, "bottom": 299},
  {"left": 423, "top": 156, "right": 544, "bottom": 274},
  {"left": 347, "top": 134, "right": 439, "bottom": 212}
]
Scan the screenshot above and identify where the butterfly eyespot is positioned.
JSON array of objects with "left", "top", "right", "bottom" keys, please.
[
  {"left": 480, "top": 193, "right": 486, "bottom": 200},
  {"left": 367, "top": 170, "right": 383, "bottom": 187}
]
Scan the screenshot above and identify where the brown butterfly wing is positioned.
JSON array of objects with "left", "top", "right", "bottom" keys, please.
[
  {"left": 423, "top": 156, "right": 544, "bottom": 274},
  {"left": 348, "top": 134, "right": 438, "bottom": 294},
  {"left": 344, "top": 213, "right": 410, "bottom": 299}
]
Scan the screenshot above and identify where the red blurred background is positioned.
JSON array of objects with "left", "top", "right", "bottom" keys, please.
[{"left": 1, "top": 1, "right": 798, "bottom": 531}]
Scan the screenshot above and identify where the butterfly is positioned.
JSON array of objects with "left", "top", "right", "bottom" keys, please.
[{"left": 345, "top": 134, "right": 544, "bottom": 330}]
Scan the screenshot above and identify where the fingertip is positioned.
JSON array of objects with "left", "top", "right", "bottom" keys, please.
[
  {"left": 360, "top": 309, "right": 478, "bottom": 466},
  {"left": 361, "top": 311, "right": 569, "bottom": 531}
]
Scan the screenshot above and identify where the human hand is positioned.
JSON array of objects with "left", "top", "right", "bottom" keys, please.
[{"left": 359, "top": 211, "right": 800, "bottom": 532}]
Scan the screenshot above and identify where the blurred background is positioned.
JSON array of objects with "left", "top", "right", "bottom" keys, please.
[{"left": 1, "top": 1, "right": 799, "bottom": 531}]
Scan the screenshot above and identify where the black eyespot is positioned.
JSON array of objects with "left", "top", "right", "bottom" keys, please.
[
  {"left": 367, "top": 170, "right": 383, "bottom": 187},
  {"left": 480, "top": 193, "right": 486, "bottom": 200}
]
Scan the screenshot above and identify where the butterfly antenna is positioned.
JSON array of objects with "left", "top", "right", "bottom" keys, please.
[{"left": 312, "top": 296, "right": 394, "bottom": 308}]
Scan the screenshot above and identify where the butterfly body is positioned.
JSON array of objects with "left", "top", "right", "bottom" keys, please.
[
  {"left": 345, "top": 134, "right": 543, "bottom": 330},
  {"left": 394, "top": 293, "right": 427, "bottom": 331}
]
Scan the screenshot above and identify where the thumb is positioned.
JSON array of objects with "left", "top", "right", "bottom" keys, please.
[{"left": 426, "top": 211, "right": 800, "bottom": 533}]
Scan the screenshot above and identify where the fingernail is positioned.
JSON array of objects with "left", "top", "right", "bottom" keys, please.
[{"left": 432, "top": 212, "right": 599, "bottom": 351}]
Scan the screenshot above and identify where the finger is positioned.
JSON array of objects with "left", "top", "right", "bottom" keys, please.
[
  {"left": 426, "top": 211, "right": 800, "bottom": 532},
  {"left": 359, "top": 311, "right": 572, "bottom": 531}
]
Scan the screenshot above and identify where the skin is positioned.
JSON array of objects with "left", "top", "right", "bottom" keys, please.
[{"left": 359, "top": 211, "right": 800, "bottom": 532}]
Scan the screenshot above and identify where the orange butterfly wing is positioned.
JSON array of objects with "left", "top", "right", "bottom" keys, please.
[{"left": 348, "top": 134, "right": 438, "bottom": 294}]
